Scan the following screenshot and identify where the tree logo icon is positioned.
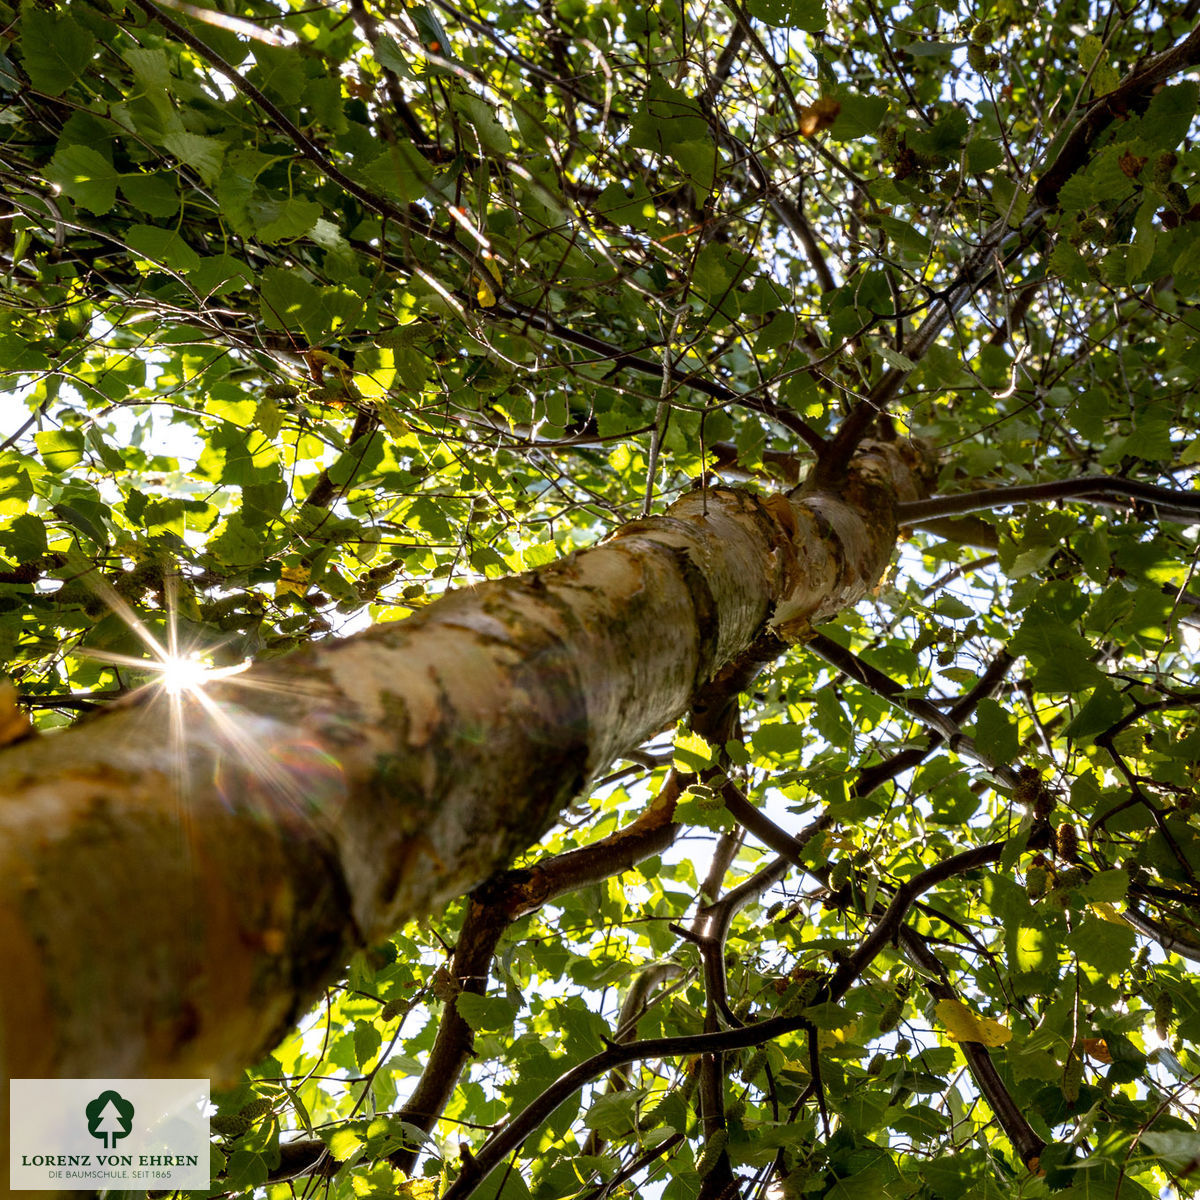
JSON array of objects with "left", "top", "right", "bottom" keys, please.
[{"left": 85, "top": 1090, "right": 135, "bottom": 1149}]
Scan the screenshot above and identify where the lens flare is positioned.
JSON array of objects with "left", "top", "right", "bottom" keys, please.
[
  {"left": 156, "top": 652, "right": 250, "bottom": 697},
  {"left": 67, "top": 568, "right": 344, "bottom": 821}
]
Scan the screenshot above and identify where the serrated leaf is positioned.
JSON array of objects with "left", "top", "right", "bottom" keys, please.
[
  {"left": 1140, "top": 1130, "right": 1200, "bottom": 1170},
  {"left": 453, "top": 93, "right": 512, "bottom": 156},
  {"left": 19, "top": 6, "right": 95, "bottom": 96},
  {"left": 354, "top": 1021, "right": 382, "bottom": 1070},
  {"left": 753, "top": 723, "right": 809, "bottom": 756},
  {"left": 191, "top": 254, "right": 256, "bottom": 297},
  {"left": 829, "top": 90, "right": 887, "bottom": 139},
  {"left": 356, "top": 144, "right": 434, "bottom": 204},
  {"left": 1010, "top": 612, "right": 1103, "bottom": 693},
  {"left": 455, "top": 992, "right": 517, "bottom": 1032},
  {"left": 251, "top": 195, "right": 322, "bottom": 243},
  {"left": 1064, "top": 679, "right": 1128, "bottom": 742},
  {"left": 126, "top": 224, "right": 202, "bottom": 272},
  {"left": 327, "top": 1124, "right": 366, "bottom": 1162},
  {"left": 47, "top": 144, "right": 122, "bottom": 214},
  {"left": 276, "top": 564, "right": 310, "bottom": 599},
  {"left": 1081, "top": 869, "right": 1129, "bottom": 903},
  {"left": 119, "top": 172, "right": 179, "bottom": 218},
  {"left": 674, "top": 730, "right": 715, "bottom": 772},
  {"left": 163, "top": 131, "right": 227, "bottom": 186},
  {"left": 1066, "top": 913, "right": 1136, "bottom": 976},
  {"left": 974, "top": 698, "right": 1020, "bottom": 762},
  {"left": 583, "top": 1089, "right": 639, "bottom": 1136},
  {"left": 629, "top": 82, "right": 708, "bottom": 153}
]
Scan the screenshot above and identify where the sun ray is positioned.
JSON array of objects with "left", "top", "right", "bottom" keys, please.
[{"left": 65, "top": 567, "right": 344, "bottom": 822}]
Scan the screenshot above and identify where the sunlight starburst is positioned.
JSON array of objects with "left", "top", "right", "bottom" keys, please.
[{"left": 155, "top": 652, "right": 250, "bottom": 697}]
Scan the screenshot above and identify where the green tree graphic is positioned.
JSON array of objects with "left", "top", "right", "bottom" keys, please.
[{"left": 85, "top": 1090, "right": 134, "bottom": 1151}]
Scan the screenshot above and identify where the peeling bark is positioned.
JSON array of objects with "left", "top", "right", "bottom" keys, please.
[{"left": 0, "top": 440, "right": 930, "bottom": 1127}]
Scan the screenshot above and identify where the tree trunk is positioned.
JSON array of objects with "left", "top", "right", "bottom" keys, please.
[{"left": 0, "top": 440, "right": 930, "bottom": 1125}]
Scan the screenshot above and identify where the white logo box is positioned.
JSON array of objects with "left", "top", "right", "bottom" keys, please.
[{"left": 10, "top": 1079, "right": 209, "bottom": 1191}]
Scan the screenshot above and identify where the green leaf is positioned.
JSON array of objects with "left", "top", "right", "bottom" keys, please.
[
  {"left": 356, "top": 143, "right": 435, "bottom": 204},
  {"left": 877, "top": 344, "right": 915, "bottom": 370},
  {"left": 354, "top": 1021, "right": 382, "bottom": 1069},
  {"left": 119, "top": 172, "right": 180, "bottom": 218},
  {"left": 126, "top": 224, "right": 202, "bottom": 273},
  {"left": 1010, "top": 611, "right": 1103, "bottom": 693},
  {"left": 673, "top": 729, "right": 715, "bottom": 772},
  {"left": 752, "top": 723, "right": 809, "bottom": 756},
  {"left": 672, "top": 138, "right": 719, "bottom": 194},
  {"left": 1140, "top": 82, "right": 1199, "bottom": 151},
  {"left": 35, "top": 429, "right": 84, "bottom": 472},
  {"left": 260, "top": 267, "right": 322, "bottom": 336},
  {"left": 191, "top": 254, "right": 257, "bottom": 296},
  {"left": 52, "top": 498, "right": 109, "bottom": 548},
  {"left": 47, "top": 144, "right": 122, "bottom": 214},
  {"left": 455, "top": 992, "right": 517, "bottom": 1032},
  {"left": 744, "top": 0, "right": 825, "bottom": 28},
  {"left": 0, "top": 512, "right": 47, "bottom": 558},
  {"left": 1081, "top": 869, "right": 1128, "bottom": 903},
  {"left": 1066, "top": 914, "right": 1136, "bottom": 977},
  {"left": 453, "top": 93, "right": 512, "bottom": 156},
  {"left": 974, "top": 698, "right": 1020, "bottom": 762},
  {"left": 582, "top": 1090, "right": 639, "bottom": 1136},
  {"left": 910, "top": 107, "right": 969, "bottom": 160},
  {"left": 374, "top": 33, "right": 412, "bottom": 77},
  {"left": 1064, "top": 679, "right": 1127, "bottom": 742},
  {"left": 830, "top": 90, "right": 888, "bottom": 140},
  {"left": 122, "top": 44, "right": 172, "bottom": 95},
  {"left": 251, "top": 195, "right": 322, "bottom": 243},
  {"left": 249, "top": 43, "right": 307, "bottom": 106},
  {"left": 629, "top": 82, "right": 708, "bottom": 153},
  {"left": 1139, "top": 1130, "right": 1200, "bottom": 1170},
  {"left": 18, "top": 5, "right": 95, "bottom": 96},
  {"left": 326, "top": 1124, "right": 366, "bottom": 1162},
  {"left": 967, "top": 137, "right": 1004, "bottom": 173},
  {"left": 163, "top": 131, "right": 227, "bottom": 186}
]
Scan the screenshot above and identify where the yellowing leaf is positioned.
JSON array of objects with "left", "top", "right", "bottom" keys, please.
[
  {"left": 817, "top": 1021, "right": 859, "bottom": 1049},
  {"left": 276, "top": 564, "right": 310, "bottom": 598},
  {"left": 476, "top": 275, "right": 497, "bottom": 307},
  {"left": 674, "top": 729, "right": 714, "bottom": 766},
  {"left": 935, "top": 998, "right": 1012, "bottom": 1047},
  {"left": 1088, "top": 901, "right": 1129, "bottom": 927},
  {"left": 474, "top": 254, "right": 503, "bottom": 306},
  {"left": 0, "top": 682, "right": 34, "bottom": 747},
  {"left": 398, "top": 1179, "right": 440, "bottom": 1199}
]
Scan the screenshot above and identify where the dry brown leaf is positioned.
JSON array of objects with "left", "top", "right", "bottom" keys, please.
[{"left": 798, "top": 97, "right": 841, "bottom": 137}]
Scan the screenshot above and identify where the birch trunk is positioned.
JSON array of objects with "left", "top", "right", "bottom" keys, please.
[{"left": 0, "top": 440, "right": 930, "bottom": 1111}]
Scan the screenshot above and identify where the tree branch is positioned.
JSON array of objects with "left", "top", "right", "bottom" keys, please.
[
  {"left": 896, "top": 930, "right": 1047, "bottom": 1169},
  {"left": 815, "top": 19, "right": 1200, "bottom": 484},
  {"left": 824, "top": 841, "right": 1008, "bottom": 1000},
  {"left": 1033, "top": 22, "right": 1200, "bottom": 208},
  {"left": 897, "top": 474, "right": 1200, "bottom": 526},
  {"left": 851, "top": 648, "right": 1016, "bottom": 798},
  {"left": 440, "top": 1017, "right": 817, "bottom": 1200},
  {"left": 494, "top": 297, "right": 828, "bottom": 453},
  {"left": 805, "top": 632, "right": 1022, "bottom": 789}
]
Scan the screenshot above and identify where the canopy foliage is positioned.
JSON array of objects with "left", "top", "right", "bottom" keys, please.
[{"left": 2, "top": 0, "right": 1200, "bottom": 1198}]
